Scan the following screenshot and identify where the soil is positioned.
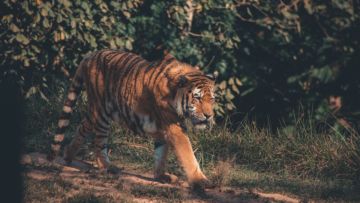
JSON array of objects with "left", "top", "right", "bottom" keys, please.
[{"left": 22, "top": 152, "right": 302, "bottom": 203}]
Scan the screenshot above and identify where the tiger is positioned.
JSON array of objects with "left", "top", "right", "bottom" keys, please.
[{"left": 48, "top": 49, "right": 217, "bottom": 189}]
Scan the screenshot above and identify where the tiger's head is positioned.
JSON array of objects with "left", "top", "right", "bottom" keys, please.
[
  {"left": 166, "top": 64, "right": 217, "bottom": 130},
  {"left": 185, "top": 79, "right": 216, "bottom": 130}
]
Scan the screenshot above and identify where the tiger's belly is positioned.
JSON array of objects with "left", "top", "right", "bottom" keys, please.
[{"left": 111, "top": 109, "right": 158, "bottom": 135}]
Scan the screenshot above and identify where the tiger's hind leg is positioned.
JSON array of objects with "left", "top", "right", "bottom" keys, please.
[
  {"left": 92, "top": 119, "right": 121, "bottom": 173},
  {"left": 63, "top": 117, "right": 93, "bottom": 164}
]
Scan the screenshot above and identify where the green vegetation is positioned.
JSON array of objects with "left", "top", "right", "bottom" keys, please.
[{"left": 1, "top": 0, "right": 360, "bottom": 126}]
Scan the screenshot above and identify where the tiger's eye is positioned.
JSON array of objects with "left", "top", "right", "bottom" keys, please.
[{"left": 193, "top": 94, "right": 201, "bottom": 99}]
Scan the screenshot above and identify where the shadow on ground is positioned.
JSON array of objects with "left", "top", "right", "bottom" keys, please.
[{"left": 22, "top": 152, "right": 307, "bottom": 203}]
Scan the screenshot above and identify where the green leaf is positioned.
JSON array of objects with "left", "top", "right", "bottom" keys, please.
[
  {"left": 39, "top": 89, "right": 49, "bottom": 102},
  {"left": 16, "top": 34, "right": 30, "bottom": 45},
  {"left": 240, "top": 87, "right": 255, "bottom": 96},
  {"left": 123, "top": 11, "right": 131, "bottom": 18},
  {"left": 311, "top": 66, "right": 333, "bottom": 83},
  {"left": 304, "top": 0, "right": 313, "bottom": 14},
  {"left": 232, "top": 84, "right": 240, "bottom": 94},
  {"left": 219, "top": 81, "right": 227, "bottom": 90},
  {"left": 71, "top": 20, "right": 76, "bottom": 28},
  {"left": 43, "top": 18, "right": 50, "bottom": 28},
  {"left": 125, "top": 40, "right": 133, "bottom": 50},
  {"left": 23, "top": 59, "right": 30, "bottom": 67},
  {"left": 10, "top": 23, "right": 20, "bottom": 32},
  {"left": 89, "top": 35, "right": 97, "bottom": 47},
  {"left": 40, "top": 7, "right": 48, "bottom": 17},
  {"left": 56, "top": 14, "right": 63, "bottom": 23},
  {"left": 228, "top": 77, "right": 234, "bottom": 85},
  {"left": 31, "top": 45, "right": 40, "bottom": 53},
  {"left": 226, "top": 103, "right": 235, "bottom": 110},
  {"left": 109, "top": 39, "right": 116, "bottom": 49},
  {"left": 225, "top": 89, "right": 235, "bottom": 100},
  {"left": 25, "top": 86, "right": 37, "bottom": 99},
  {"left": 235, "top": 78, "right": 242, "bottom": 86},
  {"left": 100, "top": 3, "right": 109, "bottom": 13},
  {"left": 59, "top": 0, "right": 71, "bottom": 8}
]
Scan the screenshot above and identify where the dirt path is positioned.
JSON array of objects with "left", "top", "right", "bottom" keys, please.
[{"left": 22, "top": 152, "right": 302, "bottom": 203}]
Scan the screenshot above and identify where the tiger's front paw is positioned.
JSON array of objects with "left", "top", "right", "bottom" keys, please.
[{"left": 154, "top": 173, "right": 179, "bottom": 184}]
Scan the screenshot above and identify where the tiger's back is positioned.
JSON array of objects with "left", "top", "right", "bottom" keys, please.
[{"left": 79, "top": 50, "right": 182, "bottom": 134}]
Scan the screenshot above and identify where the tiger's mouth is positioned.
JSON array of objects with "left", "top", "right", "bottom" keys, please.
[{"left": 192, "top": 119, "right": 212, "bottom": 130}]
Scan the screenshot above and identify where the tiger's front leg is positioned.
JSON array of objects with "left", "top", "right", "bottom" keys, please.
[
  {"left": 153, "top": 139, "right": 178, "bottom": 183},
  {"left": 165, "top": 124, "right": 210, "bottom": 189}
]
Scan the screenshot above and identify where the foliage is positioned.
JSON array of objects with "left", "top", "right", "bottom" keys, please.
[{"left": 1, "top": 0, "right": 360, "bottom": 126}]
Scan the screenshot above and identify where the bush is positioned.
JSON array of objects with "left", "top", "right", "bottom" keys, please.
[{"left": 1, "top": 0, "right": 359, "bottom": 126}]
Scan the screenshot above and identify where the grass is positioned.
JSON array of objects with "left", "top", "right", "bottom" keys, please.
[
  {"left": 227, "top": 166, "right": 359, "bottom": 202},
  {"left": 23, "top": 176, "right": 73, "bottom": 202},
  {"left": 22, "top": 92, "right": 360, "bottom": 202},
  {"left": 130, "top": 184, "right": 183, "bottom": 200}
]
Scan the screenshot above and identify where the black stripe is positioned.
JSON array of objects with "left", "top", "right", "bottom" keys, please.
[
  {"left": 95, "top": 116, "right": 110, "bottom": 131},
  {"left": 95, "top": 143, "right": 108, "bottom": 150},
  {"left": 85, "top": 57, "right": 98, "bottom": 112},
  {"left": 123, "top": 56, "right": 145, "bottom": 99},
  {"left": 185, "top": 94, "right": 189, "bottom": 117},
  {"left": 93, "top": 125, "right": 109, "bottom": 134},
  {"left": 122, "top": 53, "right": 137, "bottom": 69},
  {"left": 114, "top": 54, "right": 135, "bottom": 103},
  {"left": 131, "top": 60, "right": 147, "bottom": 87},
  {"left": 186, "top": 72, "right": 203, "bottom": 77},
  {"left": 104, "top": 52, "right": 123, "bottom": 103},
  {"left": 106, "top": 51, "right": 121, "bottom": 64},
  {"left": 64, "top": 99, "right": 75, "bottom": 107},
  {"left": 149, "top": 58, "right": 176, "bottom": 87},
  {"left": 95, "top": 134, "right": 108, "bottom": 139},
  {"left": 94, "top": 53, "right": 105, "bottom": 113},
  {"left": 148, "top": 58, "right": 175, "bottom": 87},
  {"left": 52, "top": 141, "right": 62, "bottom": 145},
  {"left": 181, "top": 94, "right": 185, "bottom": 114},
  {"left": 180, "top": 122, "right": 188, "bottom": 132},
  {"left": 131, "top": 60, "right": 147, "bottom": 100},
  {"left": 99, "top": 108, "right": 111, "bottom": 124},
  {"left": 56, "top": 127, "right": 66, "bottom": 134},
  {"left": 109, "top": 53, "right": 130, "bottom": 107},
  {"left": 124, "top": 106, "right": 131, "bottom": 123},
  {"left": 145, "top": 61, "right": 158, "bottom": 73},
  {"left": 59, "top": 112, "right": 71, "bottom": 119}
]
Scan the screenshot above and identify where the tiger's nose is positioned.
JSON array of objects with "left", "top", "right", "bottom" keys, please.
[{"left": 204, "top": 113, "right": 212, "bottom": 120}]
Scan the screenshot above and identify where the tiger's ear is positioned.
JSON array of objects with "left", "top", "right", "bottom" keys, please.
[
  {"left": 205, "top": 71, "right": 218, "bottom": 81},
  {"left": 162, "top": 50, "right": 175, "bottom": 60},
  {"left": 164, "top": 69, "right": 188, "bottom": 88},
  {"left": 177, "top": 75, "right": 188, "bottom": 88},
  {"left": 194, "top": 66, "right": 200, "bottom": 70}
]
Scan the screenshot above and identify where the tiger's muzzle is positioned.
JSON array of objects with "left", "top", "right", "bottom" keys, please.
[{"left": 191, "top": 116, "right": 214, "bottom": 130}]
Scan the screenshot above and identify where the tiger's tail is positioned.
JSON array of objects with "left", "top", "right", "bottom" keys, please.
[{"left": 47, "top": 66, "right": 84, "bottom": 161}]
